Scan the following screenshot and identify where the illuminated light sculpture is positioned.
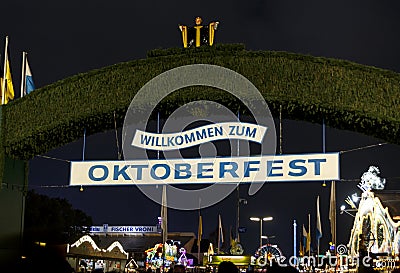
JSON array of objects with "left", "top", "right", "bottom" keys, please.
[
  {"left": 347, "top": 190, "right": 400, "bottom": 257},
  {"left": 358, "top": 165, "right": 386, "bottom": 192},
  {"left": 145, "top": 242, "right": 187, "bottom": 270},
  {"left": 67, "top": 234, "right": 129, "bottom": 271},
  {"left": 255, "top": 244, "right": 282, "bottom": 264},
  {"left": 229, "top": 238, "right": 244, "bottom": 255},
  {"left": 107, "top": 241, "right": 129, "bottom": 257},
  {"left": 125, "top": 258, "right": 139, "bottom": 273},
  {"left": 145, "top": 243, "right": 164, "bottom": 269},
  {"left": 70, "top": 235, "right": 102, "bottom": 251},
  {"left": 347, "top": 166, "right": 400, "bottom": 268},
  {"left": 178, "top": 17, "right": 219, "bottom": 48},
  {"left": 178, "top": 247, "right": 188, "bottom": 266}
]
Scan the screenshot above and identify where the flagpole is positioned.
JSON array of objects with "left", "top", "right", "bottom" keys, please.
[
  {"left": 2, "top": 36, "right": 9, "bottom": 105},
  {"left": 293, "top": 220, "right": 297, "bottom": 259},
  {"left": 317, "top": 240, "right": 320, "bottom": 267},
  {"left": 197, "top": 213, "right": 200, "bottom": 265},
  {"left": 334, "top": 181, "right": 336, "bottom": 248},
  {"left": 20, "top": 51, "right": 26, "bottom": 98},
  {"left": 82, "top": 128, "right": 86, "bottom": 161},
  {"left": 161, "top": 185, "right": 167, "bottom": 271},
  {"left": 218, "top": 214, "right": 221, "bottom": 254},
  {"left": 197, "top": 198, "right": 201, "bottom": 265},
  {"left": 322, "top": 118, "right": 326, "bottom": 187},
  {"left": 317, "top": 196, "right": 320, "bottom": 267},
  {"left": 163, "top": 187, "right": 167, "bottom": 242},
  {"left": 157, "top": 112, "right": 160, "bottom": 160},
  {"left": 308, "top": 214, "right": 311, "bottom": 257},
  {"left": 236, "top": 112, "right": 240, "bottom": 243},
  {"left": 322, "top": 118, "right": 326, "bottom": 154},
  {"left": 157, "top": 111, "right": 167, "bottom": 271},
  {"left": 329, "top": 181, "right": 336, "bottom": 252},
  {"left": 333, "top": 181, "right": 336, "bottom": 249}
]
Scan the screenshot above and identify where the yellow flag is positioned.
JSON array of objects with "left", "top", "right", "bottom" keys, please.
[
  {"left": 197, "top": 214, "right": 202, "bottom": 248},
  {"left": 306, "top": 214, "right": 311, "bottom": 254},
  {"left": 1, "top": 59, "right": 14, "bottom": 104},
  {"left": 306, "top": 228, "right": 311, "bottom": 253}
]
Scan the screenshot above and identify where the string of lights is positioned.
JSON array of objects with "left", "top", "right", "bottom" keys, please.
[
  {"left": 339, "top": 142, "right": 387, "bottom": 154},
  {"left": 36, "top": 154, "right": 71, "bottom": 163}
]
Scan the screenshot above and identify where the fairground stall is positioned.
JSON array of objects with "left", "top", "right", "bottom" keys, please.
[
  {"left": 67, "top": 235, "right": 128, "bottom": 272},
  {"left": 67, "top": 224, "right": 196, "bottom": 272}
]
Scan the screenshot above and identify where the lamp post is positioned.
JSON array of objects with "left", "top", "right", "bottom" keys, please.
[
  {"left": 236, "top": 197, "right": 247, "bottom": 242},
  {"left": 250, "top": 216, "right": 273, "bottom": 248}
]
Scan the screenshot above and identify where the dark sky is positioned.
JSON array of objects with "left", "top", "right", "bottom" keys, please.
[{"left": 2, "top": 0, "right": 400, "bottom": 257}]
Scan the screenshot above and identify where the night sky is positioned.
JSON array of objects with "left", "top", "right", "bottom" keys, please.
[{"left": 2, "top": 0, "right": 400, "bottom": 257}]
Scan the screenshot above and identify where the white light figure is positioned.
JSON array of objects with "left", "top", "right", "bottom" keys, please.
[
  {"left": 358, "top": 166, "right": 386, "bottom": 192},
  {"left": 178, "top": 247, "right": 187, "bottom": 266}
]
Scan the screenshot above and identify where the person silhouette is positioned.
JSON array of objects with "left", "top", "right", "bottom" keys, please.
[
  {"left": 217, "top": 261, "right": 238, "bottom": 273},
  {"left": 173, "top": 264, "right": 186, "bottom": 273}
]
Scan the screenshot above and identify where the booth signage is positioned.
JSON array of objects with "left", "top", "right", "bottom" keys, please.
[
  {"left": 89, "top": 225, "right": 158, "bottom": 233},
  {"left": 208, "top": 255, "right": 252, "bottom": 266}
]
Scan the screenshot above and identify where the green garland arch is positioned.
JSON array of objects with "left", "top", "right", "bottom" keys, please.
[{"left": 3, "top": 43, "right": 400, "bottom": 162}]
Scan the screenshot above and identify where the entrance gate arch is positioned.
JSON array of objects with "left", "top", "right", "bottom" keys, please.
[{"left": 1, "top": 44, "right": 400, "bottom": 266}]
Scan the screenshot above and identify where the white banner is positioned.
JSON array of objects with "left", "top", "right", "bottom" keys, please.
[
  {"left": 70, "top": 153, "right": 339, "bottom": 185},
  {"left": 131, "top": 122, "right": 268, "bottom": 151}
]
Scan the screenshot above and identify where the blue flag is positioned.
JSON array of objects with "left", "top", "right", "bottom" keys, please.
[
  {"left": 25, "top": 57, "right": 35, "bottom": 94},
  {"left": 218, "top": 214, "right": 224, "bottom": 253},
  {"left": 316, "top": 196, "right": 322, "bottom": 241},
  {"left": 302, "top": 224, "right": 307, "bottom": 246}
]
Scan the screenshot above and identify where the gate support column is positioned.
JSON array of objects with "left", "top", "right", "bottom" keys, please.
[{"left": 0, "top": 106, "right": 28, "bottom": 270}]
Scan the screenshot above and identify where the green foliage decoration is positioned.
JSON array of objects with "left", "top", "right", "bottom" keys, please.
[{"left": 2, "top": 43, "right": 400, "bottom": 165}]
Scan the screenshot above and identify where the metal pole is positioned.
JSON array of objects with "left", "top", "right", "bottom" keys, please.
[
  {"left": 82, "top": 128, "right": 86, "bottom": 161},
  {"left": 293, "top": 220, "right": 297, "bottom": 258},
  {"left": 236, "top": 111, "right": 240, "bottom": 243},
  {"left": 322, "top": 118, "right": 326, "bottom": 153},
  {"left": 322, "top": 118, "right": 326, "bottom": 187},
  {"left": 157, "top": 112, "right": 160, "bottom": 160},
  {"left": 260, "top": 220, "right": 263, "bottom": 248},
  {"left": 236, "top": 188, "right": 240, "bottom": 242},
  {"left": 279, "top": 104, "right": 283, "bottom": 154},
  {"left": 308, "top": 214, "right": 311, "bottom": 257}
]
